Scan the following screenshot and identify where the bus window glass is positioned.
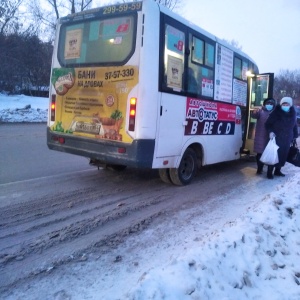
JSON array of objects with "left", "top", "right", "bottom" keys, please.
[
  {"left": 188, "top": 64, "right": 214, "bottom": 98},
  {"left": 234, "top": 57, "right": 242, "bottom": 79},
  {"left": 251, "top": 75, "right": 270, "bottom": 107},
  {"left": 164, "top": 25, "right": 185, "bottom": 90},
  {"left": 242, "top": 60, "right": 248, "bottom": 80},
  {"left": 205, "top": 43, "right": 214, "bottom": 67},
  {"left": 165, "top": 25, "right": 184, "bottom": 54},
  {"left": 58, "top": 15, "right": 135, "bottom": 66},
  {"left": 187, "top": 66, "right": 198, "bottom": 94},
  {"left": 189, "top": 34, "right": 214, "bottom": 98},
  {"left": 192, "top": 37, "right": 204, "bottom": 64},
  {"left": 198, "top": 66, "right": 214, "bottom": 97}
]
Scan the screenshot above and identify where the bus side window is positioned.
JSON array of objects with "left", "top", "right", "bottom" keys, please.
[
  {"left": 234, "top": 57, "right": 242, "bottom": 79},
  {"left": 189, "top": 34, "right": 215, "bottom": 98},
  {"left": 187, "top": 67, "right": 198, "bottom": 94},
  {"left": 163, "top": 24, "right": 185, "bottom": 91}
]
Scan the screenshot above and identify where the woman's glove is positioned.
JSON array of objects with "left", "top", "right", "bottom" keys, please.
[{"left": 269, "top": 132, "right": 276, "bottom": 139}]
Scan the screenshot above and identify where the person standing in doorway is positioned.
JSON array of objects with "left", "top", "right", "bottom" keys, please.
[
  {"left": 265, "top": 96, "right": 298, "bottom": 179},
  {"left": 251, "top": 97, "right": 276, "bottom": 174}
]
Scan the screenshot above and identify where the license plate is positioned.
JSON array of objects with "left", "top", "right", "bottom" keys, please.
[{"left": 75, "top": 122, "right": 101, "bottom": 134}]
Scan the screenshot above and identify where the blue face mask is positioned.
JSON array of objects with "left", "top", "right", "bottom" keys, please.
[
  {"left": 265, "top": 104, "right": 274, "bottom": 111},
  {"left": 281, "top": 106, "right": 290, "bottom": 112}
]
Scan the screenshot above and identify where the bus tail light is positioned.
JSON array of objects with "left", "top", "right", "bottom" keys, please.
[
  {"left": 51, "top": 94, "right": 56, "bottom": 121},
  {"left": 118, "top": 147, "right": 126, "bottom": 153},
  {"left": 128, "top": 97, "right": 137, "bottom": 131},
  {"left": 51, "top": 135, "right": 65, "bottom": 144},
  {"left": 58, "top": 137, "right": 65, "bottom": 144}
]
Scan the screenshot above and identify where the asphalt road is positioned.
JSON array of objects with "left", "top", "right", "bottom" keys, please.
[{"left": 0, "top": 123, "right": 94, "bottom": 184}]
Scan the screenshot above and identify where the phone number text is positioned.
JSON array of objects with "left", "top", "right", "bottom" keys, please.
[
  {"left": 103, "top": 2, "right": 142, "bottom": 15},
  {"left": 105, "top": 68, "right": 135, "bottom": 80}
]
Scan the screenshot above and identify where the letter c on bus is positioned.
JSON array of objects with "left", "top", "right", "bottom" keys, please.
[{"left": 218, "top": 122, "right": 223, "bottom": 134}]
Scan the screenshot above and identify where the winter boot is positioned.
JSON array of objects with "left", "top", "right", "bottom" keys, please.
[
  {"left": 257, "top": 162, "right": 264, "bottom": 174},
  {"left": 256, "top": 154, "right": 264, "bottom": 174},
  {"left": 274, "top": 167, "right": 285, "bottom": 177},
  {"left": 267, "top": 166, "right": 274, "bottom": 179}
]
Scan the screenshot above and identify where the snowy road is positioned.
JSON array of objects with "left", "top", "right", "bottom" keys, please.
[
  {"left": 1, "top": 123, "right": 299, "bottom": 299},
  {"left": 1, "top": 141, "right": 266, "bottom": 295},
  {"left": 0, "top": 123, "right": 94, "bottom": 184}
]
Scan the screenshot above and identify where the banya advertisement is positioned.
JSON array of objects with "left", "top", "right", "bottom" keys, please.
[
  {"left": 51, "top": 66, "right": 138, "bottom": 143},
  {"left": 185, "top": 98, "right": 241, "bottom": 136}
]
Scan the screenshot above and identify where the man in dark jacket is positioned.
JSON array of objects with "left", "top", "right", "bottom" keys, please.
[{"left": 265, "top": 96, "right": 298, "bottom": 179}]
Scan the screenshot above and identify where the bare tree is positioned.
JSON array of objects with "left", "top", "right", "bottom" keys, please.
[
  {"left": 228, "top": 39, "right": 242, "bottom": 51},
  {"left": 45, "top": 0, "right": 93, "bottom": 18},
  {"left": 29, "top": 0, "right": 93, "bottom": 39},
  {"left": 0, "top": 0, "right": 24, "bottom": 34},
  {"left": 274, "top": 69, "right": 300, "bottom": 105},
  {"left": 154, "top": 0, "right": 182, "bottom": 11}
]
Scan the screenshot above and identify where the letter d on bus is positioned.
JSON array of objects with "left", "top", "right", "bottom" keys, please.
[{"left": 226, "top": 123, "right": 231, "bottom": 134}]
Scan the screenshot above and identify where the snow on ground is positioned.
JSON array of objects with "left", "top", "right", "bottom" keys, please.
[
  {"left": 1, "top": 94, "right": 300, "bottom": 299},
  {"left": 129, "top": 181, "right": 300, "bottom": 300},
  {"left": 0, "top": 93, "right": 48, "bottom": 122}
]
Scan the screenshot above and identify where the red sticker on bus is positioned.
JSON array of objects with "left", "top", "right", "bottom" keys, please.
[
  {"left": 177, "top": 41, "right": 183, "bottom": 52},
  {"left": 117, "top": 24, "right": 129, "bottom": 33}
]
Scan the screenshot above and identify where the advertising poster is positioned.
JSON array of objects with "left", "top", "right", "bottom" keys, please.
[
  {"left": 214, "top": 44, "right": 233, "bottom": 103},
  {"left": 233, "top": 79, "right": 247, "bottom": 106},
  {"left": 185, "top": 97, "right": 240, "bottom": 136},
  {"left": 167, "top": 56, "right": 183, "bottom": 90},
  {"left": 64, "top": 29, "right": 83, "bottom": 59},
  {"left": 51, "top": 65, "right": 138, "bottom": 143},
  {"left": 201, "top": 78, "right": 214, "bottom": 97}
]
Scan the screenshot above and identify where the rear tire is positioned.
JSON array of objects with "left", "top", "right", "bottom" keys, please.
[
  {"left": 169, "top": 148, "right": 197, "bottom": 186},
  {"left": 158, "top": 168, "right": 172, "bottom": 184}
]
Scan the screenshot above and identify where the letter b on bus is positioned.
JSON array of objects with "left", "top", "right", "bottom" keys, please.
[{"left": 191, "top": 121, "right": 198, "bottom": 134}]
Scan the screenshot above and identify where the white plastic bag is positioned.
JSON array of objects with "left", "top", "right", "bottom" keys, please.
[{"left": 260, "top": 138, "right": 279, "bottom": 165}]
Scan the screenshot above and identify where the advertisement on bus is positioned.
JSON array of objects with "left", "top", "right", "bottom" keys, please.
[
  {"left": 185, "top": 98, "right": 241, "bottom": 136},
  {"left": 50, "top": 65, "right": 138, "bottom": 143}
]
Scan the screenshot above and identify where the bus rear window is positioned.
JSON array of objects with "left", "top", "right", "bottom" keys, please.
[{"left": 58, "top": 15, "right": 136, "bottom": 67}]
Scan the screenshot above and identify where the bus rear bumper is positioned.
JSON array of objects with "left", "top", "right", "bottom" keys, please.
[{"left": 47, "top": 128, "right": 155, "bottom": 168}]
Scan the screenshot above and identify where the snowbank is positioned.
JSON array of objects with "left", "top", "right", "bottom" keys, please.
[{"left": 0, "top": 94, "right": 48, "bottom": 122}]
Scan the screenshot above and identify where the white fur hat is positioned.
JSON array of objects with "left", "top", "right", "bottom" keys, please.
[{"left": 280, "top": 97, "right": 293, "bottom": 106}]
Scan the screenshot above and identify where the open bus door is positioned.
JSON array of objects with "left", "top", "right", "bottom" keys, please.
[{"left": 243, "top": 73, "right": 274, "bottom": 154}]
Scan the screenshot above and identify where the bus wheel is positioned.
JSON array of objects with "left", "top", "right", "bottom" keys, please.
[
  {"left": 159, "top": 168, "right": 172, "bottom": 184},
  {"left": 169, "top": 148, "right": 197, "bottom": 186},
  {"left": 106, "top": 164, "right": 127, "bottom": 171}
]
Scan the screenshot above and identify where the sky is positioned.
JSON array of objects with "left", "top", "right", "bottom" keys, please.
[
  {"left": 91, "top": 0, "right": 300, "bottom": 74},
  {"left": 1, "top": 94, "right": 300, "bottom": 299},
  {"left": 23, "top": 0, "right": 299, "bottom": 75},
  {"left": 184, "top": 0, "right": 300, "bottom": 74}
]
